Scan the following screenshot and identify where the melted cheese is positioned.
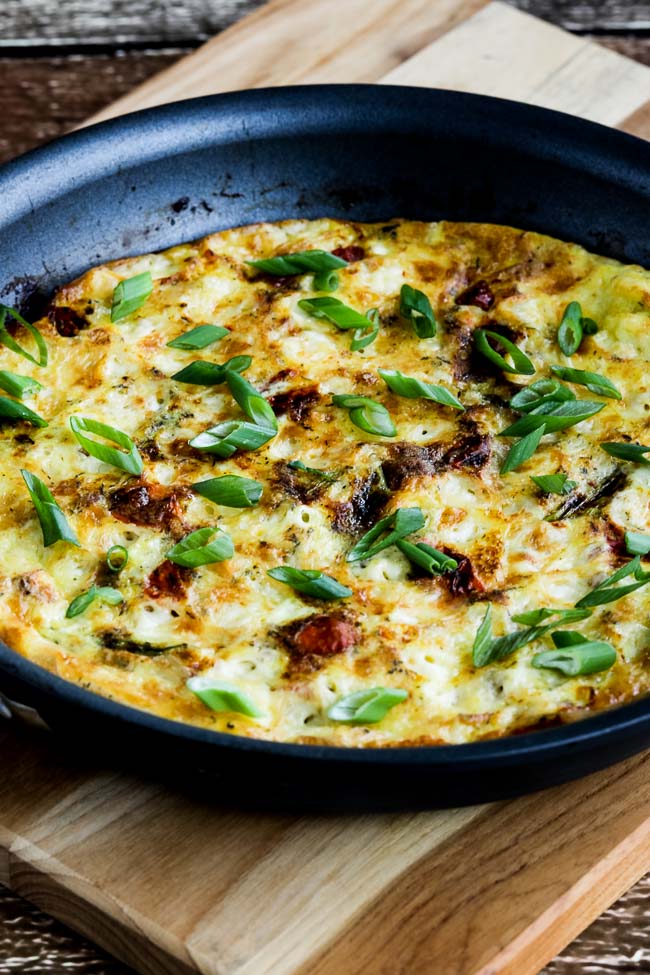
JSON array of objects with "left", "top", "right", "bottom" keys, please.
[{"left": 1, "top": 219, "right": 649, "bottom": 746}]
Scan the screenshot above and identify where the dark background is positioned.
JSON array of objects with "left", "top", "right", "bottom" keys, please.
[{"left": 1, "top": 1, "right": 649, "bottom": 972}]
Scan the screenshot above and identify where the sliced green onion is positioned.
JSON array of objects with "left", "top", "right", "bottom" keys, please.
[
  {"left": 551, "top": 630, "right": 590, "bottom": 648},
  {"left": 395, "top": 539, "right": 458, "bottom": 575},
  {"left": 327, "top": 687, "right": 408, "bottom": 724},
  {"left": 167, "top": 324, "right": 229, "bottom": 350},
  {"left": 111, "top": 272, "right": 153, "bottom": 322},
  {"left": 298, "top": 297, "right": 369, "bottom": 330},
  {"left": 575, "top": 556, "right": 650, "bottom": 608},
  {"left": 267, "top": 566, "right": 352, "bottom": 600},
  {"left": 378, "top": 368, "right": 464, "bottom": 411},
  {"left": 350, "top": 309, "right": 379, "bottom": 351},
  {"left": 69, "top": 416, "right": 143, "bottom": 476},
  {"left": 474, "top": 329, "right": 535, "bottom": 375},
  {"left": 247, "top": 250, "right": 347, "bottom": 276},
  {"left": 500, "top": 425, "right": 545, "bottom": 474},
  {"left": 510, "top": 379, "right": 575, "bottom": 413},
  {"left": 530, "top": 473, "right": 577, "bottom": 495},
  {"left": 499, "top": 400, "right": 605, "bottom": 437},
  {"left": 347, "top": 507, "right": 425, "bottom": 563},
  {"left": 313, "top": 270, "right": 339, "bottom": 292},
  {"left": 187, "top": 676, "right": 261, "bottom": 717},
  {"left": 225, "top": 369, "right": 278, "bottom": 431},
  {"left": 512, "top": 607, "right": 592, "bottom": 627},
  {"left": 0, "top": 371, "right": 42, "bottom": 399},
  {"left": 399, "top": 284, "right": 437, "bottom": 338},
  {"left": 171, "top": 355, "right": 251, "bottom": 385},
  {"left": 21, "top": 470, "right": 79, "bottom": 547},
  {"left": 189, "top": 420, "right": 274, "bottom": 458},
  {"left": 288, "top": 460, "right": 337, "bottom": 483},
  {"left": 66, "top": 585, "right": 123, "bottom": 619},
  {"left": 582, "top": 318, "right": 599, "bottom": 336},
  {"left": 106, "top": 545, "right": 129, "bottom": 572},
  {"left": 601, "top": 442, "right": 650, "bottom": 465},
  {"left": 192, "top": 474, "right": 262, "bottom": 508},
  {"left": 557, "top": 301, "right": 586, "bottom": 356},
  {"left": 549, "top": 365, "right": 621, "bottom": 400},
  {"left": 0, "top": 305, "right": 48, "bottom": 367},
  {"left": 331, "top": 393, "right": 396, "bottom": 438},
  {"left": 472, "top": 605, "right": 494, "bottom": 668},
  {"left": 0, "top": 396, "right": 47, "bottom": 428},
  {"left": 625, "top": 531, "right": 650, "bottom": 556},
  {"left": 167, "top": 527, "right": 234, "bottom": 568},
  {"left": 472, "top": 606, "right": 592, "bottom": 668},
  {"left": 532, "top": 642, "right": 616, "bottom": 676}
]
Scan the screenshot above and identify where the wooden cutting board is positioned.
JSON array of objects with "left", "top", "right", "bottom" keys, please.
[{"left": 2, "top": 3, "right": 650, "bottom": 974}]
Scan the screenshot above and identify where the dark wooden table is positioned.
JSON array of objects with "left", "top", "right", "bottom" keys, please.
[{"left": 1, "top": 2, "right": 649, "bottom": 972}]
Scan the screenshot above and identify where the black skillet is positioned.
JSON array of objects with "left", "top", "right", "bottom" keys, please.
[{"left": 1, "top": 86, "right": 649, "bottom": 811}]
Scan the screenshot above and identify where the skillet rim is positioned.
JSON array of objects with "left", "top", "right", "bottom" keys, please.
[{"left": 1, "top": 83, "right": 650, "bottom": 768}]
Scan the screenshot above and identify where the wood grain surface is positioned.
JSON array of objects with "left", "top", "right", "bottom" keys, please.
[{"left": 1, "top": 2, "right": 650, "bottom": 975}]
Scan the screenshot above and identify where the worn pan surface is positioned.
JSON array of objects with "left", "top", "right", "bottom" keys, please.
[{"left": 1, "top": 86, "right": 649, "bottom": 810}]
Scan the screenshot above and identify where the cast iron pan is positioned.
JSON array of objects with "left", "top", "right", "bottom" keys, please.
[{"left": 1, "top": 86, "right": 649, "bottom": 811}]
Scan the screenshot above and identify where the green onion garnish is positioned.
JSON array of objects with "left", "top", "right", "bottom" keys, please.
[
  {"left": 532, "top": 641, "right": 616, "bottom": 676},
  {"left": 288, "top": 460, "right": 337, "bottom": 483},
  {"left": 328, "top": 687, "right": 408, "bottom": 724},
  {"left": 313, "top": 270, "right": 339, "bottom": 292},
  {"left": 167, "top": 324, "right": 228, "bottom": 350},
  {"left": 187, "top": 676, "right": 262, "bottom": 717},
  {"left": 0, "top": 396, "right": 47, "bottom": 428},
  {"left": 530, "top": 473, "right": 577, "bottom": 495},
  {"left": 601, "top": 442, "right": 650, "bottom": 465},
  {"left": 472, "top": 606, "right": 592, "bottom": 668},
  {"left": 106, "top": 545, "right": 129, "bottom": 572},
  {"left": 189, "top": 420, "right": 274, "bottom": 458},
  {"left": 167, "top": 526, "right": 234, "bottom": 568},
  {"left": 378, "top": 368, "right": 464, "bottom": 411},
  {"left": 472, "top": 605, "right": 493, "bottom": 668},
  {"left": 192, "top": 474, "right": 263, "bottom": 508},
  {"left": 474, "top": 329, "right": 535, "bottom": 375},
  {"left": 111, "top": 272, "right": 153, "bottom": 322},
  {"left": 500, "top": 425, "right": 545, "bottom": 474},
  {"left": 225, "top": 369, "right": 278, "bottom": 432},
  {"left": 575, "top": 556, "right": 650, "bottom": 608},
  {"left": 172, "top": 355, "right": 251, "bottom": 385},
  {"left": 66, "top": 585, "right": 123, "bottom": 619},
  {"left": 557, "top": 301, "right": 596, "bottom": 356},
  {"left": 69, "top": 416, "right": 143, "bottom": 476},
  {"left": 350, "top": 309, "right": 380, "bottom": 351},
  {"left": 247, "top": 250, "right": 347, "bottom": 276},
  {"left": 625, "top": 531, "right": 650, "bottom": 556},
  {"left": 21, "top": 470, "right": 79, "bottom": 547},
  {"left": 298, "top": 297, "right": 369, "bottom": 330},
  {"left": 267, "top": 566, "right": 352, "bottom": 600},
  {"left": 331, "top": 393, "right": 396, "bottom": 438},
  {"left": 499, "top": 400, "right": 605, "bottom": 437},
  {"left": 0, "top": 371, "right": 42, "bottom": 399},
  {"left": 510, "top": 379, "right": 575, "bottom": 413},
  {"left": 347, "top": 507, "right": 425, "bottom": 563},
  {"left": 395, "top": 539, "right": 458, "bottom": 575},
  {"left": 549, "top": 365, "right": 621, "bottom": 400},
  {"left": 0, "top": 305, "right": 48, "bottom": 367},
  {"left": 399, "top": 284, "right": 437, "bottom": 338}
]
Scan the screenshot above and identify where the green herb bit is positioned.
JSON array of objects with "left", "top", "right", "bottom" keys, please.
[
  {"left": 350, "top": 309, "right": 379, "bottom": 351},
  {"left": 267, "top": 566, "right": 352, "bottom": 600},
  {"left": 500, "top": 425, "right": 545, "bottom": 474},
  {"left": 575, "top": 556, "right": 650, "bottom": 608},
  {"left": 510, "top": 379, "right": 575, "bottom": 413},
  {"left": 601, "top": 442, "right": 650, "bottom": 465},
  {"left": 167, "top": 527, "right": 234, "bottom": 568},
  {"left": 111, "top": 272, "right": 153, "bottom": 322},
  {"left": 288, "top": 460, "right": 337, "bottom": 483},
  {"left": 327, "top": 687, "right": 408, "bottom": 724},
  {"left": 331, "top": 393, "right": 396, "bottom": 438},
  {"left": 70, "top": 416, "right": 143, "bottom": 476},
  {"left": 378, "top": 368, "right": 464, "bottom": 411},
  {"left": 472, "top": 606, "right": 592, "bottom": 668},
  {"left": 171, "top": 355, "right": 251, "bottom": 385},
  {"left": 247, "top": 250, "right": 347, "bottom": 276},
  {"left": 66, "top": 585, "right": 123, "bottom": 619},
  {"left": 0, "top": 370, "right": 42, "bottom": 399},
  {"left": 21, "top": 470, "right": 79, "bottom": 548},
  {"left": 550, "top": 365, "right": 621, "bottom": 400},
  {"left": 399, "top": 284, "right": 437, "bottom": 338},
  {"left": 313, "top": 270, "right": 339, "bottom": 292},
  {"left": 298, "top": 297, "right": 369, "bottom": 330},
  {"left": 225, "top": 369, "right": 278, "bottom": 432},
  {"left": 0, "top": 396, "right": 47, "bottom": 428},
  {"left": 625, "top": 531, "right": 650, "bottom": 556},
  {"left": 347, "top": 507, "right": 425, "bottom": 563},
  {"left": 532, "top": 641, "right": 616, "bottom": 676},
  {"left": 0, "top": 305, "right": 48, "bottom": 367},
  {"left": 187, "top": 677, "right": 262, "bottom": 717},
  {"left": 474, "top": 329, "right": 535, "bottom": 375},
  {"left": 395, "top": 539, "right": 457, "bottom": 575},
  {"left": 499, "top": 400, "right": 605, "bottom": 438},
  {"left": 472, "top": 605, "right": 494, "bottom": 668},
  {"left": 530, "top": 473, "right": 577, "bottom": 495},
  {"left": 192, "top": 474, "right": 263, "bottom": 508},
  {"left": 106, "top": 545, "right": 129, "bottom": 572},
  {"left": 190, "top": 420, "right": 275, "bottom": 458},
  {"left": 557, "top": 301, "right": 596, "bottom": 356},
  {"left": 167, "top": 324, "right": 229, "bottom": 350}
]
